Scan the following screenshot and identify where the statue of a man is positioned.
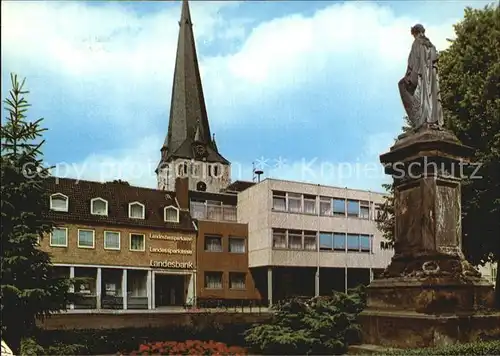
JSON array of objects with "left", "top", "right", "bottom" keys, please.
[{"left": 398, "top": 24, "right": 444, "bottom": 129}]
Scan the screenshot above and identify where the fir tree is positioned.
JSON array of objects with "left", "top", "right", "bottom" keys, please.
[{"left": 1, "top": 74, "right": 72, "bottom": 350}]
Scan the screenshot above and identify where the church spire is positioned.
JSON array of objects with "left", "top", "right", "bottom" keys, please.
[{"left": 159, "top": 0, "right": 229, "bottom": 166}]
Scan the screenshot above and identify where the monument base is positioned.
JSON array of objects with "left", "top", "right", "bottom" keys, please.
[
  {"left": 359, "top": 309, "right": 500, "bottom": 349},
  {"left": 359, "top": 274, "right": 499, "bottom": 348}
]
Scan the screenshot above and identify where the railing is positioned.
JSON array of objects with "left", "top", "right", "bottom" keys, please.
[
  {"left": 183, "top": 298, "right": 269, "bottom": 313},
  {"left": 190, "top": 202, "right": 237, "bottom": 222}
]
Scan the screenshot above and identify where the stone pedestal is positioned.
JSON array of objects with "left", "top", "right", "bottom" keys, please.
[{"left": 358, "top": 125, "right": 499, "bottom": 349}]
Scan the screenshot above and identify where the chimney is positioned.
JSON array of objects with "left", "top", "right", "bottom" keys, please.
[{"left": 175, "top": 177, "right": 189, "bottom": 210}]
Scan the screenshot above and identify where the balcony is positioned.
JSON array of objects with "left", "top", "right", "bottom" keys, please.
[{"left": 190, "top": 201, "right": 237, "bottom": 222}]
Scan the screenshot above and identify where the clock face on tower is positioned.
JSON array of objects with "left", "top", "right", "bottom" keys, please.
[{"left": 193, "top": 144, "right": 207, "bottom": 158}]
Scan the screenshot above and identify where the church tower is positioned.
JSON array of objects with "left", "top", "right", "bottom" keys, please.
[{"left": 156, "top": 0, "right": 231, "bottom": 193}]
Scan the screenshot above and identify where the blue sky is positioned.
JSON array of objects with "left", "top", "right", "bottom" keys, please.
[{"left": 1, "top": 0, "right": 493, "bottom": 192}]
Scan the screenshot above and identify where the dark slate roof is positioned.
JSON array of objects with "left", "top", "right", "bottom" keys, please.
[
  {"left": 224, "top": 180, "right": 256, "bottom": 193},
  {"left": 44, "top": 178, "right": 195, "bottom": 232},
  {"left": 189, "top": 190, "right": 237, "bottom": 206},
  {"left": 159, "top": 0, "right": 229, "bottom": 166}
]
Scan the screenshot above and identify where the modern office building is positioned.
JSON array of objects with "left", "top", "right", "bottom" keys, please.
[
  {"left": 236, "top": 178, "right": 394, "bottom": 304},
  {"left": 40, "top": 178, "right": 197, "bottom": 311}
]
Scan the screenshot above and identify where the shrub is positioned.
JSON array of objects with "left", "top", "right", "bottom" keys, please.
[
  {"left": 386, "top": 340, "right": 500, "bottom": 356},
  {"left": 123, "top": 340, "right": 247, "bottom": 355},
  {"left": 19, "top": 338, "right": 44, "bottom": 356},
  {"left": 244, "top": 286, "right": 366, "bottom": 355}
]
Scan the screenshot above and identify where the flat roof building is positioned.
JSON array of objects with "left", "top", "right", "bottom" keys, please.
[{"left": 236, "top": 178, "right": 394, "bottom": 305}]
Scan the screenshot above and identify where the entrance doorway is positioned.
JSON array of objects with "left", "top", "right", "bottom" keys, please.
[{"left": 155, "top": 274, "right": 185, "bottom": 307}]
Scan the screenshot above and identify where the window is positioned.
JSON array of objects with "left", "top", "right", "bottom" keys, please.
[
  {"left": 360, "top": 235, "right": 371, "bottom": 252},
  {"left": 360, "top": 201, "right": 370, "bottom": 219},
  {"left": 320, "top": 197, "right": 332, "bottom": 216},
  {"left": 91, "top": 198, "right": 108, "bottom": 216},
  {"left": 229, "top": 237, "right": 245, "bottom": 253},
  {"left": 272, "top": 191, "right": 286, "bottom": 211},
  {"left": 205, "top": 235, "right": 222, "bottom": 252},
  {"left": 208, "top": 164, "right": 220, "bottom": 177},
  {"left": 272, "top": 229, "right": 286, "bottom": 249},
  {"left": 129, "top": 202, "right": 145, "bottom": 219},
  {"left": 205, "top": 272, "right": 223, "bottom": 289},
  {"left": 229, "top": 272, "right": 246, "bottom": 289},
  {"left": 128, "top": 271, "right": 147, "bottom": 297},
  {"left": 288, "top": 230, "right": 302, "bottom": 250},
  {"left": 130, "top": 233, "right": 145, "bottom": 251},
  {"left": 375, "top": 204, "right": 383, "bottom": 221},
  {"left": 177, "top": 162, "right": 188, "bottom": 176},
  {"left": 333, "top": 233, "right": 346, "bottom": 251},
  {"left": 50, "top": 228, "right": 68, "bottom": 247},
  {"left": 288, "top": 193, "right": 302, "bottom": 213},
  {"left": 104, "top": 231, "right": 120, "bottom": 250},
  {"left": 347, "top": 200, "right": 360, "bottom": 217},
  {"left": 50, "top": 193, "right": 68, "bottom": 212},
  {"left": 303, "top": 195, "right": 316, "bottom": 214},
  {"left": 319, "top": 232, "right": 333, "bottom": 251},
  {"left": 78, "top": 229, "right": 95, "bottom": 248},
  {"left": 304, "top": 231, "right": 317, "bottom": 251},
  {"left": 333, "top": 199, "right": 346, "bottom": 216},
  {"left": 164, "top": 206, "right": 179, "bottom": 222},
  {"left": 347, "top": 234, "right": 359, "bottom": 251}
]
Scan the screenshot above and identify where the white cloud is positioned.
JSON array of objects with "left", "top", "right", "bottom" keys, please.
[
  {"left": 1, "top": 0, "right": 470, "bottom": 190},
  {"left": 51, "top": 135, "right": 162, "bottom": 186}
]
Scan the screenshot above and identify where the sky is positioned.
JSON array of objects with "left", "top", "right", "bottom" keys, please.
[{"left": 1, "top": 0, "right": 494, "bottom": 193}]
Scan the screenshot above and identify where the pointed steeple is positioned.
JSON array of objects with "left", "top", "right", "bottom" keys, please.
[
  {"left": 212, "top": 133, "right": 218, "bottom": 152},
  {"left": 160, "top": 0, "right": 229, "bottom": 166},
  {"left": 194, "top": 119, "right": 202, "bottom": 143}
]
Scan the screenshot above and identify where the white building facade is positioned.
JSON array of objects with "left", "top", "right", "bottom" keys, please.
[{"left": 237, "top": 179, "right": 394, "bottom": 304}]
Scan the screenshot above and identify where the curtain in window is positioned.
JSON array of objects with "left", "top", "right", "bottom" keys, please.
[
  {"left": 128, "top": 272, "right": 147, "bottom": 297},
  {"left": 288, "top": 194, "right": 302, "bottom": 213},
  {"left": 205, "top": 273, "right": 222, "bottom": 289},
  {"left": 272, "top": 231, "right": 286, "bottom": 248},
  {"left": 230, "top": 274, "right": 245, "bottom": 289},
  {"left": 51, "top": 228, "right": 67, "bottom": 245},
  {"left": 288, "top": 233, "right": 302, "bottom": 249},
  {"left": 104, "top": 232, "right": 120, "bottom": 249},
  {"left": 205, "top": 237, "right": 222, "bottom": 252},
  {"left": 304, "top": 199, "right": 316, "bottom": 214},
  {"left": 304, "top": 234, "right": 317, "bottom": 250},
  {"left": 78, "top": 230, "right": 94, "bottom": 247},
  {"left": 229, "top": 238, "right": 245, "bottom": 253},
  {"left": 92, "top": 200, "right": 106, "bottom": 215},
  {"left": 320, "top": 199, "right": 332, "bottom": 215},
  {"left": 165, "top": 208, "right": 178, "bottom": 221},
  {"left": 130, "top": 205, "right": 144, "bottom": 218},
  {"left": 130, "top": 235, "right": 144, "bottom": 250},
  {"left": 273, "top": 196, "right": 286, "bottom": 211},
  {"left": 51, "top": 197, "right": 67, "bottom": 210}
]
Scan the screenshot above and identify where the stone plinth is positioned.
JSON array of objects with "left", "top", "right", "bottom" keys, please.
[{"left": 359, "top": 126, "right": 499, "bottom": 349}]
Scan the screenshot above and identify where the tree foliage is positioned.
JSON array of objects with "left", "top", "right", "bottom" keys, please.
[
  {"left": 0, "top": 74, "right": 73, "bottom": 350},
  {"left": 377, "top": 4, "right": 500, "bottom": 304},
  {"left": 244, "top": 287, "right": 366, "bottom": 355}
]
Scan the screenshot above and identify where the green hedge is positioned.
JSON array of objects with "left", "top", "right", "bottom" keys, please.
[
  {"left": 34, "top": 323, "right": 252, "bottom": 355},
  {"left": 386, "top": 340, "right": 500, "bottom": 356}
]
